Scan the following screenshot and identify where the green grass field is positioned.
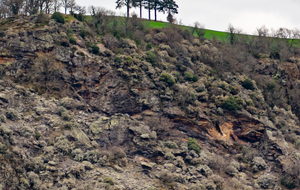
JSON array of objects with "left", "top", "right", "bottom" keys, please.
[
  {"left": 144, "top": 20, "right": 230, "bottom": 42},
  {"left": 80, "top": 15, "right": 300, "bottom": 47}
]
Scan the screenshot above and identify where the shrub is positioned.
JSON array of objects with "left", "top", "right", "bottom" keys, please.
[
  {"left": 35, "top": 132, "right": 41, "bottom": 140},
  {"left": 51, "top": 12, "right": 65, "bottom": 24},
  {"left": 69, "top": 37, "right": 76, "bottom": 45},
  {"left": 160, "top": 73, "right": 175, "bottom": 86},
  {"left": 295, "top": 139, "right": 300, "bottom": 149},
  {"left": 60, "top": 39, "right": 69, "bottom": 47},
  {"left": 187, "top": 138, "right": 200, "bottom": 154},
  {"left": 64, "top": 122, "right": 74, "bottom": 130},
  {"left": 223, "top": 96, "right": 240, "bottom": 111},
  {"left": 242, "top": 78, "right": 255, "bottom": 90},
  {"left": 80, "top": 28, "right": 88, "bottom": 38},
  {"left": 114, "top": 56, "right": 122, "bottom": 64},
  {"left": 74, "top": 13, "right": 84, "bottom": 21},
  {"left": 0, "top": 30, "right": 4, "bottom": 37},
  {"left": 67, "top": 29, "right": 73, "bottom": 35},
  {"left": 281, "top": 175, "right": 297, "bottom": 189},
  {"left": 36, "top": 12, "right": 48, "bottom": 24},
  {"left": 91, "top": 45, "right": 100, "bottom": 54},
  {"left": 145, "top": 51, "right": 157, "bottom": 66},
  {"left": 146, "top": 43, "right": 152, "bottom": 50},
  {"left": 167, "top": 49, "right": 177, "bottom": 57},
  {"left": 184, "top": 72, "right": 199, "bottom": 82},
  {"left": 104, "top": 177, "right": 115, "bottom": 185},
  {"left": 61, "top": 111, "right": 73, "bottom": 121},
  {"left": 267, "top": 82, "right": 276, "bottom": 91}
]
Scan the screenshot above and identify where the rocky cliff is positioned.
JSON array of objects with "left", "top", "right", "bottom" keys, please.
[{"left": 0, "top": 14, "right": 300, "bottom": 190}]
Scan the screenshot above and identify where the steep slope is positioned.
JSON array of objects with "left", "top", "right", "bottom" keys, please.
[{"left": 0, "top": 14, "right": 300, "bottom": 190}]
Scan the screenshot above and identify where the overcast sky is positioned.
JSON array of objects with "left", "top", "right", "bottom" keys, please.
[{"left": 75, "top": 0, "right": 300, "bottom": 34}]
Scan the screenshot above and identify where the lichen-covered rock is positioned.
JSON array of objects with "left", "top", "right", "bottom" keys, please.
[
  {"left": 225, "top": 165, "right": 239, "bottom": 176},
  {"left": 197, "top": 165, "right": 212, "bottom": 177},
  {"left": 54, "top": 136, "right": 73, "bottom": 155},
  {"left": 28, "top": 172, "right": 41, "bottom": 190},
  {"left": 252, "top": 157, "right": 267, "bottom": 172},
  {"left": 257, "top": 174, "right": 275, "bottom": 189},
  {"left": 6, "top": 108, "right": 19, "bottom": 121}
]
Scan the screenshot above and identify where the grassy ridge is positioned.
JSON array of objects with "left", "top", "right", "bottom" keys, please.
[
  {"left": 80, "top": 15, "right": 300, "bottom": 46},
  {"left": 144, "top": 20, "right": 230, "bottom": 42}
]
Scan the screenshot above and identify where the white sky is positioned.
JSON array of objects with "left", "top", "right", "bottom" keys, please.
[{"left": 75, "top": 0, "right": 300, "bottom": 34}]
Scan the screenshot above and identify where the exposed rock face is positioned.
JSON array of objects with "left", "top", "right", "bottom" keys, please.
[{"left": 0, "top": 15, "right": 300, "bottom": 190}]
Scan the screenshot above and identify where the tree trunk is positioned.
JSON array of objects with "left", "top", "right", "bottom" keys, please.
[
  {"left": 127, "top": 4, "right": 130, "bottom": 18},
  {"left": 148, "top": 1, "right": 150, "bottom": 20},
  {"left": 140, "top": 2, "right": 142, "bottom": 18},
  {"left": 154, "top": 7, "right": 157, "bottom": 21}
]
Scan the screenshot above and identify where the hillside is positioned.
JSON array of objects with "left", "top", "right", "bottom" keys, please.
[{"left": 0, "top": 13, "right": 300, "bottom": 190}]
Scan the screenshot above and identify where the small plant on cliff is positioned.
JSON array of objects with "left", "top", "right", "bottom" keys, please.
[
  {"left": 160, "top": 73, "right": 175, "bottom": 86},
  {"left": 51, "top": 12, "right": 65, "bottom": 24},
  {"left": 184, "top": 71, "right": 199, "bottom": 82},
  {"left": 35, "top": 132, "right": 41, "bottom": 140},
  {"left": 145, "top": 51, "right": 157, "bottom": 66},
  {"left": 242, "top": 78, "right": 255, "bottom": 90},
  {"left": 91, "top": 45, "right": 100, "bottom": 54},
  {"left": 187, "top": 138, "right": 200, "bottom": 154},
  {"left": 223, "top": 96, "right": 240, "bottom": 111},
  {"left": 80, "top": 28, "right": 88, "bottom": 38}
]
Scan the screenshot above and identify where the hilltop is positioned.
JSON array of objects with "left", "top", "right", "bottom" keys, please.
[{"left": 0, "top": 13, "right": 300, "bottom": 190}]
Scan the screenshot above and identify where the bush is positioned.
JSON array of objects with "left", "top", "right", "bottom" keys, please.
[
  {"left": 146, "top": 43, "right": 152, "bottom": 50},
  {"left": 281, "top": 175, "right": 297, "bottom": 189},
  {"left": 69, "top": 37, "right": 76, "bottom": 45},
  {"left": 145, "top": 51, "right": 157, "bottom": 66},
  {"left": 67, "top": 29, "right": 73, "bottom": 35},
  {"left": 160, "top": 73, "right": 175, "bottom": 86},
  {"left": 80, "top": 28, "right": 88, "bottom": 38},
  {"left": 104, "top": 177, "right": 115, "bottom": 185},
  {"left": 0, "top": 30, "right": 4, "bottom": 37},
  {"left": 51, "top": 12, "right": 65, "bottom": 24},
  {"left": 242, "top": 78, "right": 255, "bottom": 90},
  {"left": 35, "top": 132, "right": 41, "bottom": 140},
  {"left": 223, "top": 96, "right": 240, "bottom": 111},
  {"left": 60, "top": 39, "right": 69, "bottom": 47},
  {"left": 187, "top": 138, "right": 200, "bottom": 154},
  {"left": 114, "top": 56, "right": 122, "bottom": 64},
  {"left": 184, "top": 72, "right": 199, "bottom": 82},
  {"left": 91, "top": 45, "right": 100, "bottom": 54},
  {"left": 74, "top": 13, "right": 84, "bottom": 21},
  {"left": 36, "top": 12, "right": 48, "bottom": 24}
]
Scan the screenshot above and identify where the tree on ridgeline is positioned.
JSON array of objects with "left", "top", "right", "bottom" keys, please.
[
  {"left": 144, "top": 0, "right": 152, "bottom": 20},
  {"left": 61, "top": 0, "right": 70, "bottom": 14},
  {"left": 52, "top": 0, "right": 60, "bottom": 12},
  {"left": 159, "top": 0, "right": 178, "bottom": 23},
  {"left": 132, "top": 0, "right": 144, "bottom": 18},
  {"left": 68, "top": 0, "right": 76, "bottom": 14},
  {"left": 115, "top": 0, "right": 132, "bottom": 18},
  {"left": 151, "top": 0, "right": 162, "bottom": 21}
]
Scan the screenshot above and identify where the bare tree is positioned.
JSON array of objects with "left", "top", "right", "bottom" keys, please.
[
  {"left": 193, "top": 22, "right": 205, "bottom": 40},
  {"left": 31, "top": 53, "right": 59, "bottom": 94},
  {"left": 3, "top": 0, "right": 24, "bottom": 15},
  {"left": 52, "top": 0, "right": 60, "bottom": 12},
  {"left": 44, "top": 0, "right": 53, "bottom": 13},
  {"left": 60, "top": 0, "right": 69, "bottom": 14},
  {"left": 68, "top": 0, "right": 75, "bottom": 13},
  {"left": 256, "top": 25, "right": 269, "bottom": 37},
  {"left": 227, "top": 24, "right": 242, "bottom": 44},
  {"left": 74, "top": 5, "right": 85, "bottom": 14}
]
